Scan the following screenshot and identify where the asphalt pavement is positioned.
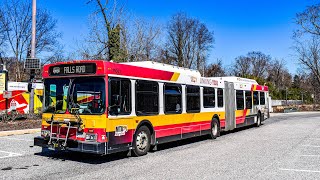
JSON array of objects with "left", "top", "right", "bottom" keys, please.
[{"left": 1, "top": 112, "right": 320, "bottom": 180}]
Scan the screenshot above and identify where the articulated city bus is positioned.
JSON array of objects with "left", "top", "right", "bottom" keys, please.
[{"left": 34, "top": 60, "right": 270, "bottom": 156}]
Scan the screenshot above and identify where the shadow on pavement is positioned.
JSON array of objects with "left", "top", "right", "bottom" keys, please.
[
  {"left": 34, "top": 150, "right": 129, "bottom": 164},
  {"left": 33, "top": 124, "right": 262, "bottom": 164}
]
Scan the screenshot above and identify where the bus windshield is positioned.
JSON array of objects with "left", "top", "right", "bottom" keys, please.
[{"left": 44, "top": 77, "right": 106, "bottom": 114}]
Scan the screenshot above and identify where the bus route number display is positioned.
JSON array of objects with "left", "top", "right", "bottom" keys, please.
[{"left": 49, "top": 63, "right": 96, "bottom": 76}]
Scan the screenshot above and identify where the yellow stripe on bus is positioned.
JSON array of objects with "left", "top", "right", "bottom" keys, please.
[
  {"left": 252, "top": 85, "right": 256, "bottom": 91},
  {"left": 170, "top": 72, "right": 180, "bottom": 81},
  {"left": 42, "top": 112, "right": 226, "bottom": 132},
  {"left": 42, "top": 110, "right": 253, "bottom": 132},
  {"left": 42, "top": 113, "right": 107, "bottom": 129}
]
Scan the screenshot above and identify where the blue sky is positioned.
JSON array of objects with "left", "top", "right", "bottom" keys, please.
[{"left": 38, "top": 0, "right": 319, "bottom": 74}]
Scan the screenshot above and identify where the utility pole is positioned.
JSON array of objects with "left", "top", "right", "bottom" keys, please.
[
  {"left": 29, "top": 0, "right": 36, "bottom": 114},
  {"left": 31, "top": 0, "right": 36, "bottom": 58},
  {"left": 285, "top": 87, "right": 288, "bottom": 106},
  {"left": 3, "top": 62, "right": 8, "bottom": 119},
  {"left": 0, "top": 53, "right": 8, "bottom": 120}
]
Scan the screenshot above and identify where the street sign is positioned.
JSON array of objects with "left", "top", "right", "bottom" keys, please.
[
  {"left": 0, "top": 72, "right": 6, "bottom": 92},
  {"left": 3, "top": 91, "right": 12, "bottom": 98}
]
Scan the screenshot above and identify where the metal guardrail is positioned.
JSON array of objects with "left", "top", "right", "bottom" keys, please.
[{"left": 271, "top": 100, "right": 303, "bottom": 106}]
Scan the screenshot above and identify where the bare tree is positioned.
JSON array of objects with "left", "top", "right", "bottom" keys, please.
[
  {"left": 84, "top": 0, "right": 127, "bottom": 61},
  {"left": 0, "top": 9, "right": 7, "bottom": 55},
  {"left": 156, "top": 48, "right": 175, "bottom": 64},
  {"left": 293, "top": 36, "right": 320, "bottom": 86},
  {"left": 295, "top": 70, "right": 316, "bottom": 92},
  {"left": 166, "top": 13, "right": 187, "bottom": 66},
  {"left": 0, "top": 0, "right": 61, "bottom": 81},
  {"left": 291, "top": 2, "right": 320, "bottom": 102},
  {"left": 249, "top": 51, "right": 270, "bottom": 78},
  {"left": 267, "top": 59, "right": 292, "bottom": 90},
  {"left": 232, "top": 55, "right": 251, "bottom": 77},
  {"left": 196, "top": 23, "right": 214, "bottom": 74},
  {"left": 267, "top": 59, "right": 285, "bottom": 89},
  {"left": 293, "top": 3, "right": 320, "bottom": 99},
  {"left": 295, "top": 4, "right": 320, "bottom": 37},
  {"left": 42, "top": 44, "right": 67, "bottom": 64},
  {"left": 166, "top": 13, "right": 214, "bottom": 70},
  {"left": 204, "top": 59, "right": 225, "bottom": 77},
  {"left": 232, "top": 51, "right": 270, "bottom": 78},
  {"left": 127, "top": 18, "right": 162, "bottom": 62}
]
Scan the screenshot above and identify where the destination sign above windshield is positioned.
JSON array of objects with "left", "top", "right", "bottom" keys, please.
[{"left": 49, "top": 63, "right": 96, "bottom": 76}]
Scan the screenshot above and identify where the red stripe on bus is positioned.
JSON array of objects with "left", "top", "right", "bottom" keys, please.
[
  {"left": 108, "top": 63, "right": 174, "bottom": 81},
  {"left": 236, "top": 109, "right": 248, "bottom": 124},
  {"left": 255, "top": 85, "right": 268, "bottom": 91},
  {"left": 155, "top": 120, "right": 212, "bottom": 138}
]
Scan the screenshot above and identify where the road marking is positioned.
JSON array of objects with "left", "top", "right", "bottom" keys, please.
[
  {"left": 0, "top": 137, "right": 33, "bottom": 142},
  {"left": 0, "top": 150, "right": 22, "bottom": 159},
  {"left": 309, "top": 138, "right": 320, "bottom": 140},
  {"left": 0, "top": 154, "right": 22, "bottom": 159},
  {"left": 302, "top": 145, "right": 320, "bottom": 148},
  {"left": 300, "top": 155, "right": 320, "bottom": 157},
  {"left": 279, "top": 168, "right": 320, "bottom": 173}
]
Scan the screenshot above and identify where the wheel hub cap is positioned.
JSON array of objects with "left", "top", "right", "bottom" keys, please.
[
  {"left": 212, "top": 123, "right": 217, "bottom": 136},
  {"left": 136, "top": 131, "right": 148, "bottom": 151}
]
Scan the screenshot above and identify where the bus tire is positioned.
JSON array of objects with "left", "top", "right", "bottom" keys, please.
[
  {"left": 210, "top": 119, "right": 220, "bottom": 139},
  {"left": 255, "top": 113, "right": 261, "bottom": 127},
  {"left": 132, "top": 126, "right": 151, "bottom": 156}
]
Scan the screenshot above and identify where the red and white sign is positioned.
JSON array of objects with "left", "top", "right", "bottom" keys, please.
[{"left": 10, "top": 99, "right": 17, "bottom": 110}]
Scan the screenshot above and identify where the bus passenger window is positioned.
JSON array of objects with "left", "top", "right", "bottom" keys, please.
[
  {"left": 217, "top": 88, "right": 224, "bottom": 107},
  {"left": 260, "top": 92, "right": 265, "bottom": 105},
  {"left": 186, "top": 86, "right": 200, "bottom": 113},
  {"left": 253, "top": 91, "right": 259, "bottom": 105},
  {"left": 236, "top": 90, "right": 244, "bottom": 110},
  {"left": 203, "top": 87, "right": 215, "bottom": 108},
  {"left": 245, "top": 91, "right": 252, "bottom": 109},
  {"left": 164, "top": 83, "right": 182, "bottom": 114},
  {"left": 109, "top": 78, "right": 131, "bottom": 115},
  {"left": 136, "top": 80, "right": 159, "bottom": 116}
]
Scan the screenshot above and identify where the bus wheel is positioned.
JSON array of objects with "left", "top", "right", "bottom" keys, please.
[
  {"left": 255, "top": 113, "right": 261, "bottom": 127},
  {"left": 132, "top": 126, "right": 151, "bottom": 156},
  {"left": 210, "top": 119, "right": 220, "bottom": 139}
]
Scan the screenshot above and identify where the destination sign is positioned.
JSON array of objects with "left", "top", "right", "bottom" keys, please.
[{"left": 49, "top": 63, "right": 96, "bottom": 76}]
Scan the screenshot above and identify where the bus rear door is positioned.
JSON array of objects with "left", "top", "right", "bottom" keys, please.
[{"left": 224, "top": 81, "right": 236, "bottom": 131}]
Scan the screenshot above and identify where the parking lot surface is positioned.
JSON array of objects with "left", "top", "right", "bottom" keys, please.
[{"left": 1, "top": 112, "right": 320, "bottom": 179}]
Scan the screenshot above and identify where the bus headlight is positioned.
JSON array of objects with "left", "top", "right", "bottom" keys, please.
[
  {"left": 41, "top": 130, "right": 51, "bottom": 137},
  {"left": 85, "top": 134, "right": 97, "bottom": 141}
]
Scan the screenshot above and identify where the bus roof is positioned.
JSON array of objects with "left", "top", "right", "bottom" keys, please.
[
  {"left": 43, "top": 60, "right": 267, "bottom": 91},
  {"left": 208, "top": 77, "right": 258, "bottom": 85},
  {"left": 121, "top": 61, "right": 201, "bottom": 78}
]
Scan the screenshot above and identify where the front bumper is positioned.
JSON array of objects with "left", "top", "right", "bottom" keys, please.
[{"left": 34, "top": 136, "right": 106, "bottom": 154}]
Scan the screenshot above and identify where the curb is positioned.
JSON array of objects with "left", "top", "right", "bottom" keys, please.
[
  {"left": 270, "top": 111, "right": 320, "bottom": 117},
  {"left": 0, "top": 128, "right": 41, "bottom": 137}
]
